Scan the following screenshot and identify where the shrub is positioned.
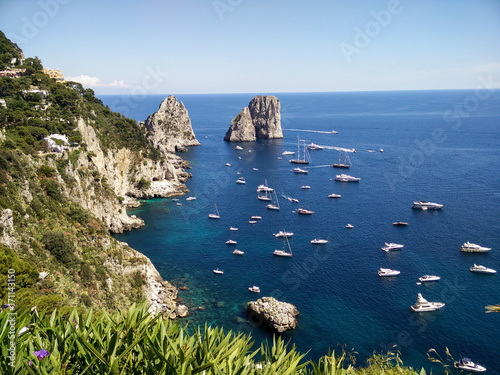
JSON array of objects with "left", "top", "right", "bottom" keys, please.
[{"left": 41, "top": 230, "right": 78, "bottom": 267}]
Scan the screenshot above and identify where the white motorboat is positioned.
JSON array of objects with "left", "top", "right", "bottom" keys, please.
[
  {"left": 307, "top": 143, "right": 323, "bottom": 150},
  {"left": 419, "top": 275, "right": 441, "bottom": 282},
  {"left": 282, "top": 151, "right": 295, "bottom": 155},
  {"left": 381, "top": 242, "right": 404, "bottom": 252},
  {"left": 460, "top": 241, "right": 491, "bottom": 253},
  {"left": 186, "top": 197, "right": 196, "bottom": 201},
  {"left": 233, "top": 249, "right": 244, "bottom": 255},
  {"left": 176, "top": 202, "right": 182, "bottom": 206},
  {"left": 410, "top": 293, "right": 445, "bottom": 312},
  {"left": 274, "top": 230, "right": 293, "bottom": 238},
  {"left": 378, "top": 268, "right": 400, "bottom": 277},
  {"left": 230, "top": 227, "right": 238, "bottom": 231},
  {"left": 411, "top": 201, "right": 444, "bottom": 210},
  {"left": 172, "top": 198, "right": 179, "bottom": 201},
  {"left": 208, "top": 203, "right": 220, "bottom": 219},
  {"left": 250, "top": 215, "right": 262, "bottom": 220},
  {"left": 248, "top": 220, "right": 257, "bottom": 224},
  {"left": 293, "top": 167, "right": 308, "bottom": 174},
  {"left": 290, "top": 198, "right": 299, "bottom": 203},
  {"left": 297, "top": 208, "right": 314, "bottom": 215},
  {"left": 253, "top": 168, "right": 258, "bottom": 171},
  {"left": 454, "top": 358, "right": 487, "bottom": 372},
  {"left": 257, "top": 179, "right": 274, "bottom": 192},
  {"left": 301, "top": 185, "right": 310, "bottom": 189},
  {"left": 248, "top": 285, "right": 260, "bottom": 293},
  {"left": 311, "top": 238, "right": 328, "bottom": 244},
  {"left": 226, "top": 240, "right": 237, "bottom": 245},
  {"left": 345, "top": 223, "right": 354, "bottom": 229},
  {"left": 235, "top": 145, "right": 243, "bottom": 150},
  {"left": 470, "top": 264, "right": 497, "bottom": 274},
  {"left": 236, "top": 178, "right": 246, "bottom": 184},
  {"left": 273, "top": 236, "right": 293, "bottom": 257},
  {"left": 213, "top": 268, "right": 224, "bottom": 275},
  {"left": 392, "top": 222, "right": 408, "bottom": 226},
  {"left": 334, "top": 174, "right": 360, "bottom": 182},
  {"left": 328, "top": 193, "right": 341, "bottom": 198},
  {"left": 225, "top": 163, "right": 231, "bottom": 167},
  {"left": 290, "top": 137, "right": 311, "bottom": 164}
]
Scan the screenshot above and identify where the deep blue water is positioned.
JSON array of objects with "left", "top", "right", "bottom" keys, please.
[{"left": 102, "top": 91, "right": 500, "bottom": 373}]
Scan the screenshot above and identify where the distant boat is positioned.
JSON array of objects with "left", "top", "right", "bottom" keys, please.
[
  {"left": 345, "top": 223, "right": 354, "bottom": 229},
  {"left": 335, "top": 174, "right": 360, "bottom": 182},
  {"left": 257, "top": 179, "right": 274, "bottom": 192},
  {"left": 250, "top": 215, "right": 262, "bottom": 220},
  {"left": 213, "top": 268, "right": 224, "bottom": 275},
  {"left": 380, "top": 149, "right": 384, "bottom": 152},
  {"left": 331, "top": 130, "right": 338, "bottom": 134},
  {"left": 297, "top": 208, "right": 314, "bottom": 215},
  {"left": 419, "top": 275, "right": 441, "bottom": 282},
  {"left": 226, "top": 240, "right": 237, "bottom": 245},
  {"left": 307, "top": 143, "right": 323, "bottom": 150},
  {"left": 236, "top": 177, "right": 246, "bottom": 184},
  {"left": 253, "top": 168, "right": 258, "bottom": 171},
  {"left": 412, "top": 201, "right": 444, "bottom": 210},
  {"left": 266, "top": 191, "right": 280, "bottom": 210},
  {"left": 460, "top": 242, "right": 491, "bottom": 253},
  {"left": 290, "top": 137, "right": 311, "bottom": 164},
  {"left": 454, "top": 358, "right": 487, "bottom": 372},
  {"left": 172, "top": 198, "right": 179, "bottom": 201},
  {"left": 282, "top": 151, "right": 295, "bottom": 156},
  {"left": 273, "top": 235, "right": 293, "bottom": 257},
  {"left": 382, "top": 242, "right": 404, "bottom": 252},
  {"left": 248, "top": 220, "right": 257, "bottom": 224},
  {"left": 176, "top": 202, "right": 182, "bottom": 206},
  {"left": 235, "top": 145, "right": 243, "bottom": 150},
  {"left": 378, "top": 268, "right": 400, "bottom": 277},
  {"left": 470, "top": 264, "right": 497, "bottom": 274},
  {"left": 186, "top": 196, "right": 196, "bottom": 201},
  {"left": 225, "top": 163, "right": 231, "bottom": 167},
  {"left": 392, "top": 222, "right": 408, "bottom": 226},
  {"left": 328, "top": 193, "right": 341, "bottom": 198},
  {"left": 368, "top": 150, "right": 376, "bottom": 153},
  {"left": 233, "top": 249, "right": 244, "bottom": 255},
  {"left": 274, "top": 230, "right": 293, "bottom": 238},
  {"left": 248, "top": 285, "right": 260, "bottom": 293},
  {"left": 208, "top": 203, "right": 220, "bottom": 219},
  {"left": 290, "top": 198, "right": 299, "bottom": 203},
  {"left": 311, "top": 238, "right": 328, "bottom": 244},
  {"left": 332, "top": 150, "right": 352, "bottom": 168},
  {"left": 301, "top": 185, "right": 310, "bottom": 189},
  {"left": 293, "top": 167, "right": 308, "bottom": 174},
  {"left": 410, "top": 293, "right": 445, "bottom": 312},
  {"left": 230, "top": 227, "right": 238, "bottom": 231}
]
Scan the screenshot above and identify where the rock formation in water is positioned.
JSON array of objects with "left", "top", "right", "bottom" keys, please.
[
  {"left": 247, "top": 297, "right": 299, "bottom": 333},
  {"left": 224, "top": 96, "right": 282, "bottom": 142},
  {"left": 144, "top": 95, "right": 200, "bottom": 153}
]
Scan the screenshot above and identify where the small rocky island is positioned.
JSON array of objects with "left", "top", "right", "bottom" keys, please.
[
  {"left": 247, "top": 297, "right": 299, "bottom": 333},
  {"left": 224, "top": 95, "right": 283, "bottom": 142}
]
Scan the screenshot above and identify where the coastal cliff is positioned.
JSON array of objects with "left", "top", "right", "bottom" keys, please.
[{"left": 224, "top": 95, "right": 282, "bottom": 142}]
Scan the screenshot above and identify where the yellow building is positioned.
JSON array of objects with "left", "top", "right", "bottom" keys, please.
[{"left": 42, "top": 68, "right": 64, "bottom": 81}]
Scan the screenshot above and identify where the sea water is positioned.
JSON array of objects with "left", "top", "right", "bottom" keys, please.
[{"left": 103, "top": 91, "right": 500, "bottom": 373}]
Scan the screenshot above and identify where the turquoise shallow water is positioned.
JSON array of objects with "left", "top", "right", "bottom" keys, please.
[{"left": 103, "top": 91, "right": 500, "bottom": 373}]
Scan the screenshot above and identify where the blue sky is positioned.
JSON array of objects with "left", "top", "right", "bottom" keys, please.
[{"left": 1, "top": 0, "right": 500, "bottom": 94}]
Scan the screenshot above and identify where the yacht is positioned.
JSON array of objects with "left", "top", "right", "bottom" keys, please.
[
  {"left": 311, "top": 238, "right": 328, "bottom": 244},
  {"left": 460, "top": 242, "right": 491, "bottom": 253},
  {"left": 282, "top": 151, "right": 295, "bottom": 156},
  {"left": 381, "top": 242, "right": 404, "bottom": 252},
  {"left": 250, "top": 215, "right": 262, "bottom": 220},
  {"left": 248, "top": 220, "right": 257, "bottom": 224},
  {"left": 307, "top": 143, "right": 323, "bottom": 150},
  {"left": 186, "top": 196, "right": 196, "bottom": 201},
  {"left": 248, "top": 286, "right": 260, "bottom": 293},
  {"left": 213, "top": 268, "right": 224, "bottom": 275},
  {"left": 226, "top": 240, "right": 237, "bottom": 245},
  {"left": 230, "top": 227, "right": 238, "bottom": 231},
  {"left": 290, "top": 198, "right": 299, "bottom": 203},
  {"left": 273, "top": 236, "right": 293, "bottom": 257},
  {"left": 293, "top": 167, "right": 308, "bottom": 174},
  {"left": 297, "top": 208, "right": 314, "bottom": 215},
  {"left": 410, "top": 293, "right": 445, "bottom": 312},
  {"left": 301, "top": 185, "right": 310, "bottom": 189},
  {"left": 419, "top": 275, "right": 441, "bottom": 282},
  {"left": 257, "top": 194, "right": 272, "bottom": 201},
  {"left": 208, "top": 203, "right": 220, "bottom": 219},
  {"left": 274, "top": 230, "right": 293, "bottom": 238},
  {"left": 290, "top": 137, "right": 311, "bottom": 164},
  {"left": 334, "top": 174, "right": 360, "bottom": 182},
  {"left": 378, "top": 268, "right": 401, "bottom": 277},
  {"left": 235, "top": 145, "right": 243, "bottom": 150},
  {"left": 328, "top": 193, "right": 341, "bottom": 198},
  {"left": 257, "top": 180, "right": 274, "bottom": 192},
  {"left": 233, "top": 249, "right": 244, "bottom": 255},
  {"left": 411, "top": 201, "right": 444, "bottom": 210},
  {"left": 470, "top": 264, "right": 497, "bottom": 274},
  {"left": 225, "top": 163, "right": 231, "bottom": 167},
  {"left": 236, "top": 177, "right": 246, "bottom": 184},
  {"left": 454, "top": 358, "right": 487, "bottom": 372},
  {"left": 266, "top": 191, "right": 280, "bottom": 210},
  {"left": 252, "top": 168, "right": 259, "bottom": 171},
  {"left": 392, "top": 222, "right": 408, "bottom": 226},
  {"left": 345, "top": 223, "right": 354, "bottom": 229}
]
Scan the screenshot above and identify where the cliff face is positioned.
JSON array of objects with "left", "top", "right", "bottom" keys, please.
[
  {"left": 144, "top": 95, "right": 201, "bottom": 153},
  {"left": 224, "top": 96, "right": 282, "bottom": 142}
]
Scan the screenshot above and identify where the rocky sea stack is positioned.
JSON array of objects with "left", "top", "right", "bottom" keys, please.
[
  {"left": 224, "top": 96, "right": 282, "bottom": 142},
  {"left": 247, "top": 297, "right": 299, "bottom": 333},
  {"left": 144, "top": 95, "right": 200, "bottom": 153}
]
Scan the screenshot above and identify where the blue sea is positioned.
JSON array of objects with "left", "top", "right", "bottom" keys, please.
[{"left": 102, "top": 91, "right": 500, "bottom": 373}]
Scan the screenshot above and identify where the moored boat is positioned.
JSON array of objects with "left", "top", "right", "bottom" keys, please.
[
  {"left": 454, "top": 358, "right": 486, "bottom": 372},
  {"left": 460, "top": 241, "right": 491, "bottom": 253},
  {"left": 334, "top": 174, "right": 360, "bottom": 182},
  {"left": 345, "top": 223, "right": 354, "bottom": 229},
  {"left": 419, "top": 275, "right": 441, "bottom": 282},
  {"left": 470, "top": 264, "right": 497, "bottom": 274},
  {"left": 411, "top": 201, "right": 444, "bottom": 210},
  {"left": 233, "top": 249, "right": 244, "bottom": 255},
  {"left": 311, "top": 238, "right": 328, "bottom": 244},
  {"left": 297, "top": 208, "right": 314, "bottom": 215},
  {"left": 328, "top": 193, "right": 341, "bottom": 198},
  {"left": 378, "top": 268, "right": 400, "bottom": 277},
  {"left": 410, "top": 293, "right": 445, "bottom": 312},
  {"left": 226, "top": 239, "right": 237, "bottom": 245},
  {"left": 213, "top": 268, "right": 224, "bottom": 275},
  {"left": 274, "top": 230, "right": 293, "bottom": 238},
  {"left": 293, "top": 167, "right": 308, "bottom": 174},
  {"left": 248, "top": 286, "right": 260, "bottom": 293},
  {"left": 382, "top": 242, "right": 404, "bottom": 252},
  {"left": 392, "top": 222, "right": 408, "bottom": 226}
]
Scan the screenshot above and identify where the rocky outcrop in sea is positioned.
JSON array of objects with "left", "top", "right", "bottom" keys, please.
[
  {"left": 247, "top": 297, "right": 299, "bottom": 333},
  {"left": 224, "top": 96, "right": 282, "bottom": 142}
]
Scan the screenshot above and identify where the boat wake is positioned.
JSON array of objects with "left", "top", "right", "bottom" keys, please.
[
  {"left": 287, "top": 129, "right": 338, "bottom": 134},
  {"left": 319, "top": 145, "right": 356, "bottom": 152}
]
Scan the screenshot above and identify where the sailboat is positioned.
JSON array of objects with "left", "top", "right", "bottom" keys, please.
[
  {"left": 290, "top": 137, "right": 311, "bottom": 164},
  {"left": 332, "top": 149, "right": 352, "bottom": 168},
  {"left": 274, "top": 235, "right": 293, "bottom": 257},
  {"left": 257, "top": 189, "right": 272, "bottom": 201},
  {"left": 208, "top": 203, "right": 220, "bottom": 219},
  {"left": 267, "top": 191, "right": 280, "bottom": 210}
]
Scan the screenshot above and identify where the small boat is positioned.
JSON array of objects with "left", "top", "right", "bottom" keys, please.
[
  {"left": 238, "top": 157, "right": 242, "bottom": 160},
  {"left": 257, "top": 193, "right": 272, "bottom": 201},
  {"left": 273, "top": 236, "right": 293, "bottom": 257},
  {"left": 290, "top": 198, "right": 299, "bottom": 203},
  {"left": 252, "top": 168, "right": 259, "bottom": 171},
  {"left": 380, "top": 149, "right": 384, "bottom": 152},
  {"left": 331, "top": 130, "right": 338, "bottom": 134},
  {"left": 290, "top": 137, "right": 311, "bottom": 164},
  {"left": 392, "top": 222, "right": 408, "bottom": 226},
  {"left": 410, "top": 293, "right": 445, "bottom": 312},
  {"left": 307, "top": 143, "right": 323, "bottom": 150},
  {"left": 208, "top": 203, "right": 220, "bottom": 219},
  {"left": 235, "top": 145, "right": 243, "bottom": 150},
  {"left": 345, "top": 224, "right": 354, "bottom": 229},
  {"left": 297, "top": 208, "right": 314, "bottom": 215},
  {"left": 172, "top": 198, "right": 179, "bottom": 201},
  {"left": 274, "top": 230, "right": 293, "bottom": 238},
  {"left": 332, "top": 150, "right": 352, "bottom": 168},
  {"left": 226, "top": 240, "right": 237, "bottom": 245},
  {"left": 454, "top": 358, "right": 487, "bottom": 372},
  {"left": 293, "top": 167, "right": 308, "bottom": 174},
  {"left": 419, "top": 275, "right": 441, "bottom": 282},
  {"left": 248, "top": 285, "right": 260, "bottom": 293},
  {"left": 248, "top": 220, "right": 257, "bottom": 224},
  {"left": 411, "top": 201, "right": 444, "bottom": 210},
  {"left": 301, "top": 185, "right": 310, "bottom": 189},
  {"left": 328, "top": 193, "right": 341, "bottom": 198},
  {"left": 368, "top": 150, "right": 376, "bottom": 153},
  {"left": 176, "top": 202, "right": 182, "bottom": 206},
  {"left": 213, "top": 268, "right": 224, "bottom": 275},
  {"left": 236, "top": 178, "right": 246, "bottom": 184},
  {"left": 282, "top": 151, "right": 295, "bottom": 155},
  {"left": 470, "top": 264, "right": 497, "bottom": 274},
  {"left": 225, "top": 163, "right": 231, "bottom": 167},
  {"left": 382, "top": 242, "right": 404, "bottom": 252},
  {"left": 335, "top": 174, "right": 360, "bottom": 182},
  {"left": 378, "top": 268, "right": 400, "bottom": 277},
  {"left": 311, "top": 238, "right": 328, "bottom": 244},
  {"left": 186, "top": 197, "right": 196, "bottom": 201},
  {"left": 257, "top": 180, "right": 274, "bottom": 192},
  {"left": 460, "top": 241, "right": 491, "bottom": 253},
  {"left": 230, "top": 227, "right": 238, "bottom": 231},
  {"left": 266, "top": 191, "right": 280, "bottom": 210},
  {"left": 250, "top": 215, "right": 262, "bottom": 220},
  {"left": 233, "top": 249, "right": 244, "bottom": 255},
  {"left": 277, "top": 157, "right": 282, "bottom": 160}
]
